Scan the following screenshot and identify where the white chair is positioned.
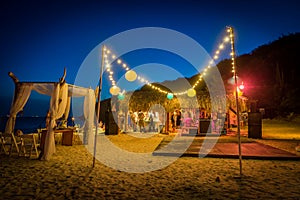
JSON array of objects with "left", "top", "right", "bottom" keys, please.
[
  {"left": 0, "top": 132, "right": 21, "bottom": 156},
  {"left": 18, "top": 133, "right": 40, "bottom": 158}
]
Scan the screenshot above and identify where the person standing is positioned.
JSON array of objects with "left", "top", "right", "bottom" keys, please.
[
  {"left": 138, "top": 110, "right": 145, "bottom": 133},
  {"left": 148, "top": 111, "right": 155, "bottom": 132},
  {"left": 212, "top": 112, "right": 218, "bottom": 132},
  {"left": 131, "top": 111, "right": 138, "bottom": 132},
  {"left": 176, "top": 110, "right": 182, "bottom": 128}
]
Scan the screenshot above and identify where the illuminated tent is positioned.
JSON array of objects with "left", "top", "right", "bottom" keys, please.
[{"left": 5, "top": 69, "right": 95, "bottom": 160}]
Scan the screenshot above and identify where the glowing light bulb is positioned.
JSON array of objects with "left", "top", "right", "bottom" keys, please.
[
  {"left": 224, "top": 37, "right": 230, "bottom": 42},
  {"left": 239, "top": 83, "right": 245, "bottom": 90}
]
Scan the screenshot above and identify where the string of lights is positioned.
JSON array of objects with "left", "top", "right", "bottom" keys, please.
[{"left": 102, "top": 27, "right": 235, "bottom": 99}]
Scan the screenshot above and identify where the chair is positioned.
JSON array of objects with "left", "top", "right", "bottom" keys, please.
[
  {"left": 0, "top": 132, "right": 21, "bottom": 156},
  {"left": 0, "top": 132, "right": 6, "bottom": 154},
  {"left": 19, "top": 133, "right": 40, "bottom": 158}
]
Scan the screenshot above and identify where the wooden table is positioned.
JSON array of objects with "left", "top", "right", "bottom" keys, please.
[{"left": 40, "top": 128, "right": 75, "bottom": 150}]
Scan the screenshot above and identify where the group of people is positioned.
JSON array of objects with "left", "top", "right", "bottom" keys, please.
[
  {"left": 121, "top": 108, "right": 227, "bottom": 133},
  {"left": 129, "top": 110, "right": 158, "bottom": 133},
  {"left": 171, "top": 109, "right": 198, "bottom": 131}
]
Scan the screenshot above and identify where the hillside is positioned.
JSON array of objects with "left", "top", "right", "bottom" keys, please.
[{"left": 216, "top": 33, "right": 300, "bottom": 117}]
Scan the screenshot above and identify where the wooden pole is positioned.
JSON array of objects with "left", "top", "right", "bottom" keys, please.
[
  {"left": 229, "top": 26, "right": 242, "bottom": 176},
  {"left": 93, "top": 45, "right": 105, "bottom": 168}
]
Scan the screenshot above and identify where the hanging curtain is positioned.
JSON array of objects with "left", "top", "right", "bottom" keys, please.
[
  {"left": 33, "top": 83, "right": 54, "bottom": 96},
  {"left": 68, "top": 85, "right": 95, "bottom": 145},
  {"left": 63, "top": 97, "right": 71, "bottom": 121},
  {"left": 42, "top": 83, "right": 69, "bottom": 160},
  {"left": 83, "top": 88, "right": 95, "bottom": 145},
  {"left": 5, "top": 83, "right": 33, "bottom": 134}
]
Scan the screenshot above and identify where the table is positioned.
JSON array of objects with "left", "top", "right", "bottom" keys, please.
[{"left": 40, "top": 128, "right": 75, "bottom": 150}]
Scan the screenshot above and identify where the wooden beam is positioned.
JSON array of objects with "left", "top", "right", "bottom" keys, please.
[{"left": 8, "top": 72, "right": 19, "bottom": 84}]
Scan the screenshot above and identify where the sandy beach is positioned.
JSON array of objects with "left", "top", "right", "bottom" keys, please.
[{"left": 1, "top": 133, "right": 300, "bottom": 199}]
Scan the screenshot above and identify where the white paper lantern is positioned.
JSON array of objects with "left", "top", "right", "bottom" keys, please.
[
  {"left": 125, "top": 70, "right": 137, "bottom": 82},
  {"left": 109, "top": 86, "right": 120, "bottom": 95},
  {"left": 187, "top": 88, "right": 196, "bottom": 97}
]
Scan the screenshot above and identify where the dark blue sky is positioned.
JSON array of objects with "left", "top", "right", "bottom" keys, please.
[{"left": 0, "top": 0, "right": 299, "bottom": 116}]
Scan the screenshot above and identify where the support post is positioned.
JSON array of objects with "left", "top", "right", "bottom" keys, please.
[
  {"left": 93, "top": 45, "right": 105, "bottom": 168},
  {"left": 228, "top": 26, "right": 242, "bottom": 176}
]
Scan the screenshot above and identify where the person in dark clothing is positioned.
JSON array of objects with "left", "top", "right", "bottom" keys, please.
[
  {"left": 176, "top": 110, "right": 182, "bottom": 128},
  {"left": 138, "top": 110, "right": 145, "bottom": 132}
]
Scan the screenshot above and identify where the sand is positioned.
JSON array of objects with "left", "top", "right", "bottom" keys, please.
[{"left": 1, "top": 133, "right": 300, "bottom": 199}]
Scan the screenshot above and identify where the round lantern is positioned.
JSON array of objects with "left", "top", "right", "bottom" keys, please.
[
  {"left": 118, "top": 93, "right": 125, "bottom": 100},
  {"left": 167, "top": 93, "right": 174, "bottom": 100},
  {"left": 125, "top": 70, "right": 137, "bottom": 82},
  {"left": 109, "top": 86, "right": 120, "bottom": 95},
  {"left": 187, "top": 88, "right": 196, "bottom": 97}
]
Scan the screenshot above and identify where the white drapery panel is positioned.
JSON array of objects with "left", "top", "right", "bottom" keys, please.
[
  {"left": 32, "top": 83, "right": 54, "bottom": 96},
  {"left": 42, "top": 83, "right": 69, "bottom": 160},
  {"left": 5, "top": 83, "right": 33, "bottom": 134},
  {"left": 69, "top": 85, "right": 95, "bottom": 144},
  {"left": 64, "top": 97, "right": 71, "bottom": 120},
  {"left": 83, "top": 88, "right": 96, "bottom": 144}
]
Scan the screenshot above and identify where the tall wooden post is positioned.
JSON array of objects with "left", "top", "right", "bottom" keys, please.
[
  {"left": 228, "top": 26, "right": 242, "bottom": 176},
  {"left": 93, "top": 45, "right": 105, "bottom": 168}
]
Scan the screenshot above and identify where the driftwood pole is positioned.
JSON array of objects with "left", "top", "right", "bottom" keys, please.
[
  {"left": 93, "top": 46, "right": 105, "bottom": 168},
  {"left": 228, "top": 26, "right": 242, "bottom": 176}
]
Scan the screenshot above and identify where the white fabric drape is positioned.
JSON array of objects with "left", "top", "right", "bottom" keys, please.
[
  {"left": 64, "top": 97, "right": 71, "bottom": 120},
  {"left": 33, "top": 83, "right": 54, "bottom": 96},
  {"left": 42, "top": 83, "right": 69, "bottom": 160},
  {"left": 69, "top": 85, "right": 95, "bottom": 144},
  {"left": 5, "top": 83, "right": 33, "bottom": 133},
  {"left": 83, "top": 88, "right": 95, "bottom": 144}
]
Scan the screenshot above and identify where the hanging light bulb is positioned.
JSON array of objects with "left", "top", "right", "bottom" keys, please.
[
  {"left": 109, "top": 86, "right": 120, "bottom": 95},
  {"left": 125, "top": 70, "right": 137, "bottom": 82},
  {"left": 239, "top": 82, "right": 245, "bottom": 90},
  {"left": 187, "top": 88, "right": 196, "bottom": 97}
]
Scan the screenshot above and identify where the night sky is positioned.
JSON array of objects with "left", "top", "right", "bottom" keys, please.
[{"left": 0, "top": 0, "right": 299, "bottom": 116}]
